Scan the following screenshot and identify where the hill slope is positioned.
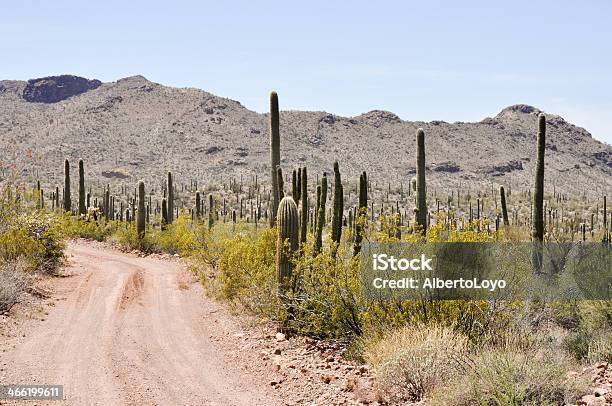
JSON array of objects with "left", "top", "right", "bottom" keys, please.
[{"left": 0, "top": 75, "right": 610, "bottom": 196}]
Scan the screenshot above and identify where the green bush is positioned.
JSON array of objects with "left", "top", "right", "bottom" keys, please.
[
  {"left": 0, "top": 212, "right": 64, "bottom": 273},
  {"left": 113, "top": 223, "right": 160, "bottom": 253},
  {"left": 204, "top": 223, "right": 278, "bottom": 317},
  {"left": 157, "top": 214, "right": 207, "bottom": 256},
  {"left": 63, "top": 215, "right": 119, "bottom": 241},
  {"left": 559, "top": 301, "right": 612, "bottom": 362}
]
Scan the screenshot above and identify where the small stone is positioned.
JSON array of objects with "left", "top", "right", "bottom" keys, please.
[
  {"left": 275, "top": 332, "right": 286, "bottom": 342},
  {"left": 578, "top": 394, "right": 606, "bottom": 406},
  {"left": 344, "top": 378, "right": 357, "bottom": 392},
  {"left": 273, "top": 348, "right": 282, "bottom": 355}
]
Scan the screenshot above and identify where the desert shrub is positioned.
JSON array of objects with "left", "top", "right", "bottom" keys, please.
[
  {"left": 110, "top": 213, "right": 208, "bottom": 256},
  {"left": 156, "top": 214, "right": 206, "bottom": 256},
  {"left": 429, "top": 347, "right": 589, "bottom": 406},
  {"left": 198, "top": 220, "right": 509, "bottom": 342},
  {"left": 0, "top": 180, "right": 65, "bottom": 273},
  {"left": 113, "top": 223, "right": 161, "bottom": 253},
  {"left": 289, "top": 242, "right": 366, "bottom": 338},
  {"left": 63, "top": 215, "right": 119, "bottom": 241},
  {"left": 0, "top": 212, "right": 64, "bottom": 273},
  {"left": 0, "top": 259, "right": 32, "bottom": 312},
  {"left": 204, "top": 223, "right": 278, "bottom": 317},
  {"left": 364, "top": 325, "right": 469, "bottom": 403},
  {"left": 586, "top": 332, "right": 612, "bottom": 363},
  {"left": 559, "top": 301, "right": 612, "bottom": 362},
  {"left": 0, "top": 227, "right": 45, "bottom": 267}
]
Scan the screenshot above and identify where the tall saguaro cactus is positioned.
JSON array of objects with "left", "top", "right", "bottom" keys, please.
[
  {"left": 314, "top": 173, "right": 328, "bottom": 255},
  {"left": 532, "top": 114, "right": 546, "bottom": 242},
  {"left": 354, "top": 171, "right": 368, "bottom": 256},
  {"left": 500, "top": 186, "right": 509, "bottom": 226},
  {"left": 415, "top": 129, "right": 427, "bottom": 234},
  {"left": 331, "top": 161, "right": 344, "bottom": 251},
  {"left": 277, "top": 167, "right": 284, "bottom": 200},
  {"left": 292, "top": 169, "right": 298, "bottom": 200},
  {"left": 195, "top": 191, "right": 201, "bottom": 220},
  {"left": 137, "top": 181, "right": 146, "bottom": 239},
  {"left": 300, "top": 167, "right": 308, "bottom": 245},
  {"left": 208, "top": 194, "right": 215, "bottom": 230},
  {"left": 603, "top": 195, "right": 608, "bottom": 244},
  {"left": 104, "top": 185, "right": 110, "bottom": 218},
  {"left": 63, "top": 159, "right": 71, "bottom": 212},
  {"left": 78, "top": 159, "right": 86, "bottom": 216},
  {"left": 296, "top": 168, "right": 302, "bottom": 203},
  {"left": 161, "top": 198, "right": 168, "bottom": 231},
  {"left": 269, "top": 91, "right": 281, "bottom": 227},
  {"left": 276, "top": 196, "right": 299, "bottom": 295},
  {"left": 167, "top": 171, "right": 174, "bottom": 224}
]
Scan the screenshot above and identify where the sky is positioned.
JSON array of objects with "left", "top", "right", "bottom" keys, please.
[{"left": 1, "top": 0, "right": 611, "bottom": 145}]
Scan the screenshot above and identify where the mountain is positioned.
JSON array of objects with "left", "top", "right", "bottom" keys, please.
[{"left": 0, "top": 75, "right": 610, "bottom": 197}]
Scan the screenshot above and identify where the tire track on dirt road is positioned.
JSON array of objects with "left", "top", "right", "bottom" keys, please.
[{"left": 0, "top": 241, "right": 280, "bottom": 405}]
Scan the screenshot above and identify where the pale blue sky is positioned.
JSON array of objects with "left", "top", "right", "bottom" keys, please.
[{"left": 1, "top": 0, "right": 611, "bottom": 144}]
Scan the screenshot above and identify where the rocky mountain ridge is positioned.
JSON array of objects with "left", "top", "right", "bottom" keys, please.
[{"left": 0, "top": 75, "right": 609, "bottom": 197}]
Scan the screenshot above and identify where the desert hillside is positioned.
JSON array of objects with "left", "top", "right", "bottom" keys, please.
[{"left": 0, "top": 75, "right": 610, "bottom": 195}]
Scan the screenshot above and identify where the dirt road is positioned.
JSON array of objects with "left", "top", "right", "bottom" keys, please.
[{"left": 0, "top": 241, "right": 281, "bottom": 405}]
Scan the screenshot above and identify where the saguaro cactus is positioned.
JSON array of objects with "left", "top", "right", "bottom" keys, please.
[
  {"left": 331, "top": 161, "right": 344, "bottom": 250},
  {"left": 314, "top": 173, "right": 328, "bottom": 255},
  {"left": 296, "top": 168, "right": 302, "bottom": 203},
  {"left": 532, "top": 114, "right": 546, "bottom": 242},
  {"left": 269, "top": 91, "right": 281, "bottom": 227},
  {"left": 500, "top": 186, "right": 509, "bottom": 226},
  {"left": 161, "top": 198, "right": 168, "bottom": 231},
  {"left": 63, "top": 159, "right": 71, "bottom": 212},
  {"left": 195, "top": 191, "right": 201, "bottom": 220},
  {"left": 78, "top": 159, "right": 86, "bottom": 216},
  {"left": 603, "top": 196, "right": 608, "bottom": 243},
  {"left": 208, "top": 194, "right": 215, "bottom": 230},
  {"left": 314, "top": 185, "right": 321, "bottom": 236},
  {"left": 276, "top": 196, "right": 299, "bottom": 294},
  {"left": 104, "top": 185, "right": 110, "bottom": 218},
  {"left": 354, "top": 171, "right": 368, "bottom": 256},
  {"left": 415, "top": 129, "right": 427, "bottom": 233},
  {"left": 167, "top": 171, "right": 174, "bottom": 224},
  {"left": 300, "top": 167, "right": 308, "bottom": 245},
  {"left": 277, "top": 166, "right": 284, "bottom": 200},
  {"left": 292, "top": 169, "right": 298, "bottom": 200},
  {"left": 137, "top": 181, "right": 146, "bottom": 239}
]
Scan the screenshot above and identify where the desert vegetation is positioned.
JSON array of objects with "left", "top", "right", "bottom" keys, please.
[{"left": 1, "top": 90, "right": 610, "bottom": 404}]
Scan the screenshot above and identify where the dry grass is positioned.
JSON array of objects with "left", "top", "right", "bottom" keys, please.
[
  {"left": 429, "top": 346, "right": 589, "bottom": 406},
  {"left": 0, "top": 259, "right": 32, "bottom": 313},
  {"left": 364, "top": 325, "right": 469, "bottom": 403}
]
